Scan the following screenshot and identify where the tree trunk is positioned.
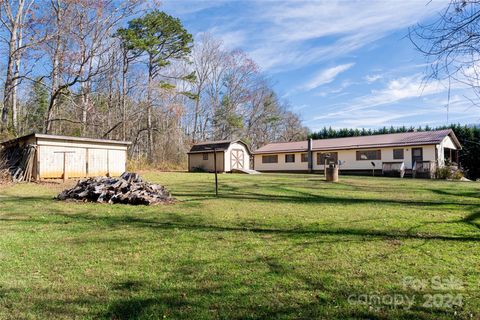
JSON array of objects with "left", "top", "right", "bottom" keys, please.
[
  {"left": 81, "top": 82, "right": 90, "bottom": 136},
  {"left": 45, "top": 52, "right": 60, "bottom": 134},
  {"left": 192, "top": 88, "right": 201, "bottom": 143},
  {"left": 45, "top": 2, "right": 62, "bottom": 134},
  {"left": 2, "top": 52, "right": 15, "bottom": 131},
  {"left": 122, "top": 49, "right": 128, "bottom": 141},
  {"left": 12, "top": 52, "right": 21, "bottom": 134},
  {"left": 146, "top": 60, "right": 154, "bottom": 161},
  {"left": 1, "top": 0, "right": 25, "bottom": 133}
]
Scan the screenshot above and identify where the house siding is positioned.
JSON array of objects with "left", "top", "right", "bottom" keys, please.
[
  {"left": 188, "top": 151, "right": 225, "bottom": 172},
  {"left": 1, "top": 134, "right": 132, "bottom": 181},
  {"left": 36, "top": 137, "right": 128, "bottom": 179},
  {"left": 254, "top": 152, "right": 308, "bottom": 171},
  {"left": 254, "top": 145, "right": 438, "bottom": 172},
  {"left": 437, "top": 136, "right": 459, "bottom": 168}
]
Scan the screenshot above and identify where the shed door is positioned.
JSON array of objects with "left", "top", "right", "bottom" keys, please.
[
  {"left": 39, "top": 146, "right": 87, "bottom": 178},
  {"left": 231, "top": 149, "right": 244, "bottom": 169},
  {"left": 108, "top": 150, "right": 126, "bottom": 177},
  {"left": 87, "top": 149, "right": 108, "bottom": 177},
  {"left": 87, "top": 149, "right": 126, "bottom": 177}
]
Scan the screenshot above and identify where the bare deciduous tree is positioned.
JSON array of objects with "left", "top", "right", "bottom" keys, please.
[
  {"left": 410, "top": 0, "right": 480, "bottom": 112},
  {"left": 0, "top": 5, "right": 308, "bottom": 168},
  {"left": 0, "top": 0, "right": 43, "bottom": 133}
]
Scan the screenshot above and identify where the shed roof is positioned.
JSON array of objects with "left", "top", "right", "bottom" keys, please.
[
  {"left": 188, "top": 140, "right": 251, "bottom": 154},
  {"left": 254, "top": 129, "right": 461, "bottom": 154},
  {"left": 0, "top": 133, "right": 131, "bottom": 147}
]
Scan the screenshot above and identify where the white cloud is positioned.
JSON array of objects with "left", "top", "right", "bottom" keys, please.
[
  {"left": 364, "top": 74, "right": 383, "bottom": 83},
  {"left": 307, "top": 73, "right": 476, "bottom": 128},
  {"left": 315, "top": 80, "right": 356, "bottom": 97},
  {"left": 291, "top": 104, "right": 310, "bottom": 112},
  {"left": 162, "top": 0, "right": 224, "bottom": 15},
  {"left": 165, "top": 1, "right": 447, "bottom": 72},
  {"left": 213, "top": 29, "right": 247, "bottom": 50},
  {"left": 244, "top": 0, "right": 447, "bottom": 71},
  {"left": 301, "top": 63, "right": 354, "bottom": 91},
  {"left": 363, "top": 74, "right": 448, "bottom": 107}
]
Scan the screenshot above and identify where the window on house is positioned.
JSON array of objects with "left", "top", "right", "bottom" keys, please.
[
  {"left": 301, "top": 153, "right": 309, "bottom": 162},
  {"left": 262, "top": 155, "right": 278, "bottom": 163},
  {"left": 285, "top": 154, "right": 295, "bottom": 163},
  {"left": 393, "top": 149, "right": 404, "bottom": 160},
  {"left": 356, "top": 150, "right": 381, "bottom": 160},
  {"left": 202, "top": 153, "right": 208, "bottom": 160},
  {"left": 317, "top": 152, "right": 338, "bottom": 165}
]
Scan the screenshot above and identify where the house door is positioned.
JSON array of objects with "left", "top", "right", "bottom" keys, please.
[
  {"left": 231, "top": 149, "right": 244, "bottom": 169},
  {"left": 411, "top": 147, "right": 423, "bottom": 167}
]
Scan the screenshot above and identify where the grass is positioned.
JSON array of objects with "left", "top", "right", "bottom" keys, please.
[{"left": 0, "top": 172, "right": 479, "bottom": 319}]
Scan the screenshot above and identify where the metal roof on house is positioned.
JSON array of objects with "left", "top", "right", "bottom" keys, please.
[
  {"left": 188, "top": 140, "right": 251, "bottom": 154},
  {"left": 0, "top": 133, "right": 131, "bottom": 146},
  {"left": 253, "top": 129, "right": 461, "bottom": 154}
]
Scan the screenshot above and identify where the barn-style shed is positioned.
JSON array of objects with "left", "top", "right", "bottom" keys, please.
[
  {"left": 0, "top": 133, "right": 131, "bottom": 180},
  {"left": 188, "top": 140, "right": 252, "bottom": 172}
]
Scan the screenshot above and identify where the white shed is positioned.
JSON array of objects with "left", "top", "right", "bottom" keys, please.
[
  {"left": 188, "top": 140, "right": 252, "bottom": 172},
  {"left": 0, "top": 133, "right": 131, "bottom": 180}
]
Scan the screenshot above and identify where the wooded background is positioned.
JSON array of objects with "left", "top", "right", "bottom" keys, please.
[
  {"left": 1, "top": 0, "right": 478, "bottom": 177},
  {"left": 0, "top": 0, "right": 308, "bottom": 168}
]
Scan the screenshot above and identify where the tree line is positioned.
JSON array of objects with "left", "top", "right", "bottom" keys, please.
[
  {"left": 0, "top": 1, "right": 308, "bottom": 166},
  {"left": 310, "top": 124, "right": 480, "bottom": 179}
]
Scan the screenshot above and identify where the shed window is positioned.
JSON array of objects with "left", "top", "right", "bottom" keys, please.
[
  {"left": 262, "top": 155, "right": 278, "bottom": 163},
  {"left": 285, "top": 154, "right": 295, "bottom": 163},
  {"left": 202, "top": 153, "right": 208, "bottom": 160},
  {"left": 301, "top": 153, "right": 309, "bottom": 162},
  {"left": 356, "top": 150, "right": 381, "bottom": 160},
  {"left": 317, "top": 152, "right": 338, "bottom": 165},
  {"left": 393, "top": 149, "right": 404, "bottom": 160}
]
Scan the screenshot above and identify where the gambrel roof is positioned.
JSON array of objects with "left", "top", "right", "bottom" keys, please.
[{"left": 188, "top": 140, "right": 251, "bottom": 154}]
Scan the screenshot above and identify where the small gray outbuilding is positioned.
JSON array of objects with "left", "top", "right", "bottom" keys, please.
[{"left": 187, "top": 140, "right": 252, "bottom": 172}]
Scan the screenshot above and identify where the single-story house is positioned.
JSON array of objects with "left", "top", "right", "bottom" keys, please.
[
  {"left": 188, "top": 140, "right": 252, "bottom": 172},
  {"left": 253, "top": 129, "right": 462, "bottom": 176},
  {"left": 0, "top": 133, "right": 131, "bottom": 180}
]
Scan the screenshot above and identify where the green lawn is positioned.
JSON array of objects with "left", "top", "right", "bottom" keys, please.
[{"left": 0, "top": 172, "right": 479, "bottom": 319}]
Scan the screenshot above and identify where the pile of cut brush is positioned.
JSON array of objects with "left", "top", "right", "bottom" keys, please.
[{"left": 57, "top": 172, "right": 174, "bottom": 205}]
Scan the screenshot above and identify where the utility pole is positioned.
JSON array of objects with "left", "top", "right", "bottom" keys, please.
[
  {"left": 213, "top": 147, "right": 218, "bottom": 196},
  {"left": 205, "top": 146, "right": 218, "bottom": 196}
]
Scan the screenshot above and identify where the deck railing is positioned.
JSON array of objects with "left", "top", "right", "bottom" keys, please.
[
  {"left": 413, "top": 161, "right": 437, "bottom": 179},
  {"left": 382, "top": 161, "right": 405, "bottom": 178}
]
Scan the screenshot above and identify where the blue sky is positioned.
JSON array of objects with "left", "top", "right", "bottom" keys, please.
[{"left": 162, "top": 0, "right": 478, "bottom": 131}]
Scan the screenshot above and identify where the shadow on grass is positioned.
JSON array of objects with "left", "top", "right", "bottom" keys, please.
[
  {"left": 176, "top": 190, "right": 477, "bottom": 208},
  {"left": 2, "top": 270, "right": 462, "bottom": 320},
  {"left": 1, "top": 192, "right": 479, "bottom": 242},
  {"left": 463, "top": 211, "right": 480, "bottom": 229},
  {"left": 1, "top": 179, "right": 478, "bottom": 210},
  {"left": 39, "top": 210, "right": 479, "bottom": 242},
  {"left": 166, "top": 181, "right": 479, "bottom": 207},
  {"left": 429, "top": 189, "right": 480, "bottom": 199}
]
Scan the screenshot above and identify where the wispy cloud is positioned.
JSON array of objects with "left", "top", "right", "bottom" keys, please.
[
  {"left": 242, "top": 0, "right": 446, "bottom": 71},
  {"left": 309, "top": 73, "right": 471, "bottom": 128},
  {"left": 163, "top": 0, "right": 477, "bottom": 129},
  {"left": 204, "top": 27, "right": 247, "bottom": 49},
  {"left": 357, "top": 74, "right": 450, "bottom": 108},
  {"left": 162, "top": 0, "right": 225, "bottom": 15},
  {"left": 364, "top": 74, "right": 383, "bottom": 83},
  {"left": 165, "top": 1, "right": 446, "bottom": 73},
  {"left": 301, "top": 63, "right": 354, "bottom": 91}
]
